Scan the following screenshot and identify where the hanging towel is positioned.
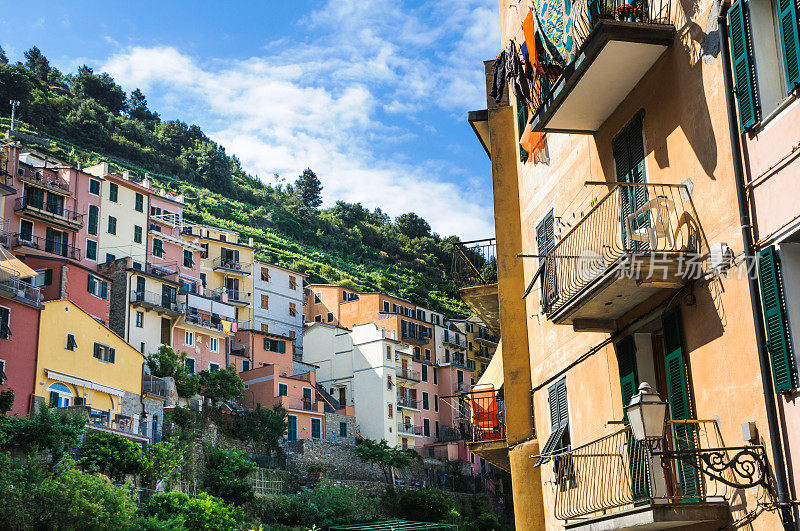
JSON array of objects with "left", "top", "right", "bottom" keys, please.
[
  {"left": 522, "top": 8, "right": 545, "bottom": 75},
  {"left": 222, "top": 320, "right": 231, "bottom": 334}
]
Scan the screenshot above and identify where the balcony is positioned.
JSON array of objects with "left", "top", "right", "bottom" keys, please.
[
  {"left": 0, "top": 169, "right": 16, "bottom": 196},
  {"left": 0, "top": 264, "right": 43, "bottom": 307},
  {"left": 530, "top": 0, "right": 675, "bottom": 134},
  {"left": 18, "top": 170, "right": 72, "bottom": 195},
  {"left": 182, "top": 313, "right": 228, "bottom": 334},
  {"left": 436, "top": 426, "right": 464, "bottom": 443},
  {"left": 462, "top": 389, "right": 510, "bottom": 471},
  {"left": 396, "top": 396, "right": 420, "bottom": 410},
  {"left": 450, "top": 238, "right": 499, "bottom": 334},
  {"left": 56, "top": 405, "right": 150, "bottom": 443},
  {"left": 448, "top": 356, "right": 471, "bottom": 372},
  {"left": 279, "top": 397, "right": 318, "bottom": 412},
  {"left": 212, "top": 256, "right": 251, "bottom": 275},
  {"left": 535, "top": 183, "right": 704, "bottom": 331},
  {"left": 130, "top": 290, "right": 184, "bottom": 316},
  {"left": 14, "top": 197, "right": 83, "bottom": 231},
  {"left": 142, "top": 374, "right": 169, "bottom": 400},
  {"left": 443, "top": 335, "right": 466, "bottom": 349},
  {"left": 475, "top": 330, "right": 499, "bottom": 347},
  {"left": 9, "top": 233, "right": 81, "bottom": 261},
  {"left": 396, "top": 367, "right": 421, "bottom": 383},
  {"left": 207, "top": 287, "right": 250, "bottom": 306},
  {"left": 454, "top": 380, "right": 471, "bottom": 393},
  {"left": 144, "top": 261, "right": 179, "bottom": 281},
  {"left": 401, "top": 331, "right": 430, "bottom": 345},
  {"left": 397, "top": 422, "right": 423, "bottom": 437},
  {"left": 550, "top": 421, "right": 740, "bottom": 529}
]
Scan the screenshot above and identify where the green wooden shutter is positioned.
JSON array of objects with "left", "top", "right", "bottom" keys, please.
[
  {"left": 616, "top": 335, "right": 638, "bottom": 415},
  {"left": 614, "top": 117, "right": 649, "bottom": 249},
  {"left": 728, "top": 1, "right": 760, "bottom": 130},
  {"left": 93, "top": 343, "right": 102, "bottom": 359},
  {"left": 517, "top": 101, "right": 529, "bottom": 162},
  {"left": 109, "top": 348, "right": 115, "bottom": 363},
  {"left": 662, "top": 307, "right": 700, "bottom": 499},
  {"left": 758, "top": 246, "right": 796, "bottom": 393},
  {"left": 778, "top": 0, "right": 800, "bottom": 89}
]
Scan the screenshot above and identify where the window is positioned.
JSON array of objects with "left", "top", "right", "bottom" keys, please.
[
  {"left": 434, "top": 394, "right": 438, "bottom": 412},
  {"left": 435, "top": 420, "right": 439, "bottom": 438},
  {"left": 383, "top": 301, "right": 390, "bottom": 312},
  {"left": 219, "top": 234, "right": 226, "bottom": 242},
  {"left": 32, "top": 269, "right": 52, "bottom": 287},
  {"left": 423, "top": 418, "right": 430, "bottom": 437},
  {"left": 261, "top": 295, "right": 269, "bottom": 309},
  {"left": 133, "top": 225, "right": 143, "bottom": 244},
  {"left": 261, "top": 323, "right": 269, "bottom": 333},
  {"left": 421, "top": 365, "right": 428, "bottom": 382},
  {"left": 536, "top": 210, "right": 557, "bottom": 304},
  {"left": 261, "top": 267, "right": 270, "bottom": 281},
  {"left": 210, "top": 338, "right": 218, "bottom": 352},
  {"left": 386, "top": 346, "right": 392, "bottom": 360},
  {"left": 140, "top": 342, "right": 145, "bottom": 353},
  {"left": 132, "top": 192, "right": 144, "bottom": 213},
  {"left": 265, "top": 338, "right": 287, "bottom": 353},
  {"left": 135, "top": 311, "right": 144, "bottom": 328},
  {"left": 422, "top": 392, "right": 429, "bottom": 410},
  {"left": 89, "top": 179, "right": 101, "bottom": 195},
  {"left": 327, "top": 312, "right": 333, "bottom": 322},
  {"left": 0, "top": 307, "right": 9, "bottom": 340},
  {"left": 288, "top": 330, "right": 296, "bottom": 339},
  {"left": 87, "top": 275, "right": 108, "bottom": 299},
  {"left": 200, "top": 272, "right": 206, "bottom": 287},
  {"left": 278, "top": 383, "right": 288, "bottom": 396},
  {"left": 340, "top": 421, "right": 347, "bottom": 437},
  {"left": 311, "top": 418, "right": 321, "bottom": 439},
  {"left": 387, "top": 375, "right": 394, "bottom": 390},
  {"left": 19, "top": 220, "right": 33, "bottom": 241},
  {"left": 289, "top": 302, "right": 297, "bottom": 317},
  {"left": 153, "top": 238, "right": 164, "bottom": 258},
  {"left": 93, "top": 343, "right": 115, "bottom": 363},
  {"left": 185, "top": 357, "right": 195, "bottom": 374},
  {"left": 209, "top": 362, "right": 219, "bottom": 372},
  {"left": 107, "top": 216, "right": 117, "bottom": 235},
  {"left": 287, "top": 415, "right": 297, "bottom": 441},
  {"left": 387, "top": 403, "right": 394, "bottom": 418},
  {"left": 200, "top": 243, "right": 209, "bottom": 259},
  {"left": 534, "top": 379, "right": 570, "bottom": 467},
  {"left": 47, "top": 382, "right": 73, "bottom": 408},
  {"left": 109, "top": 182, "right": 119, "bottom": 202},
  {"left": 105, "top": 253, "right": 115, "bottom": 263},
  {"left": 66, "top": 333, "right": 77, "bottom": 351},
  {"left": 289, "top": 276, "right": 297, "bottom": 290},
  {"left": 185, "top": 331, "right": 193, "bottom": 346},
  {"left": 314, "top": 292, "right": 321, "bottom": 303},
  {"left": 88, "top": 205, "right": 99, "bottom": 236},
  {"left": 758, "top": 246, "right": 797, "bottom": 392},
  {"left": 425, "top": 348, "right": 431, "bottom": 361},
  {"left": 183, "top": 249, "right": 193, "bottom": 268},
  {"left": 315, "top": 315, "right": 321, "bottom": 322},
  {"left": 242, "top": 360, "right": 251, "bottom": 371}
]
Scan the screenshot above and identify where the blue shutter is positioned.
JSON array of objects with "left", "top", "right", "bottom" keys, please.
[
  {"left": 778, "top": 0, "right": 800, "bottom": 89},
  {"left": 728, "top": 1, "right": 760, "bottom": 130},
  {"left": 93, "top": 343, "right": 101, "bottom": 359},
  {"left": 109, "top": 348, "right": 115, "bottom": 363}
]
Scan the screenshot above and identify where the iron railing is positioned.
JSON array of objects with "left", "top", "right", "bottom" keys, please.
[
  {"left": 145, "top": 261, "right": 179, "bottom": 279},
  {"left": 0, "top": 263, "right": 42, "bottom": 305},
  {"left": 280, "top": 397, "right": 315, "bottom": 411},
  {"left": 183, "top": 313, "right": 225, "bottom": 332},
  {"left": 456, "top": 389, "right": 506, "bottom": 443},
  {"left": 449, "top": 356, "right": 471, "bottom": 371},
  {"left": 212, "top": 256, "right": 252, "bottom": 274},
  {"left": 142, "top": 374, "right": 169, "bottom": 399},
  {"left": 402, "top": 331, "right": 430, "bottom": 344},
  {"left": 57, "top": 405, "right": 143, "bottom": 436},
  {"left": 530, "top": 0, "right": 675, "bottom": 117},
  {"left": 130, "top": 290, "right": 184, "bottom": 313},
  {"left": 8, "top": 233, "right": 81, "bottom": 260},
  {"left": 14, "top": 196, "right": 83, "bottom": 224},
  {"left": 443, "top": 334, "right": 466, "bottom": 348},
  {"left": 396, "top": 367, "right": 421, "bottom": 382},
  {"left": 397, "top": 422, "right": 423, "bottom": 436},
  {"left": 397, "top": 396, "right": 419, "bottom": 409},
  {"left": 18, "top": 170, "right": 71, "bottom": 194},
  {"left": 551, "top": 420, "right": 741, "bottom": 521},
  {"left": 451, "top": 238, "right": 497, "bottom": 288},
  {"left": 540, "top": 183, "right": 704, "bottom": 315},
  {"left": 437, "top": 426, "right": 465, "bottom": 443},
  {"left": 454, "top": 380, "right": 471, "bottom": 393},
  {"left": 207, "top": 288, "right": 250, "bottom": 305}
]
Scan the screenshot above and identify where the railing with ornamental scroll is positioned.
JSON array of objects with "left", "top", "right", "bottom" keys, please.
[{"left": 451, "top": 238, "right": 497, "bottom": 288}]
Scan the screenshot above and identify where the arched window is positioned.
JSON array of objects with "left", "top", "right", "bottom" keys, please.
[{"left": 46, "top": 382, "right": 73, "bottom": 408}]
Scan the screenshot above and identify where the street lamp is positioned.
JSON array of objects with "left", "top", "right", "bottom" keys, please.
[{"left": 626, "top": 382, "right": 668, "bottom": 443}]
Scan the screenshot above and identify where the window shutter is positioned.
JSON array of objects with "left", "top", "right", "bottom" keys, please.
[
  {"left": 100, "top": 281, "right": 108, "bottom": 299},
  {"left": 662, "top": 307, "right": 700, "bottom": 499},
  {"left": 109, "top": 348, "right": 115, "bottom": 363},
  {"left": 758, "top": 246, "right": 796, "bottom": 392},
  {"left": 517, "top": 101, "right": 529, "bottom": 162},
  {"left": 778, "top": 0, "right": 800, "bottom": 89},
  {"left": 93, "top": 343, "right": 101, "bottom": 359},
  {"left": 728, "top": 1, "right": 760, "bottom": 130},
  {"left": 87, "top": 275, "right": 94, "bottom": 294},
  {"left": 49, "top": 391, "right": 59, "bottom": 407},
  {"left": 616, "top": 335, "right": 638, "bottom": 415}
]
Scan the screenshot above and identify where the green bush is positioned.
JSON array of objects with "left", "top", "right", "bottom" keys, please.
[
  {"left": 392, "top": 488, "right": 453, "bottom": 522},
  {"left": 202, "top": 445, "right": 255, "bottom": 505},
  {"left": 141, "top": 492, "right": 243, "bottom": 531},
  {"left": 79, "top": 431, "right": 146, "bottom": 481},
  {"left": 252, "top": 483, "right": 378, "bottom": 528},
  {"left": 0, "top": 405, "right": 86, "bottom": 463}
]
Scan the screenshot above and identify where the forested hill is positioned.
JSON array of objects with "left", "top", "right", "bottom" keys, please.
[{"left": 0, "top": 46, "right": 467, "bottom": 316}]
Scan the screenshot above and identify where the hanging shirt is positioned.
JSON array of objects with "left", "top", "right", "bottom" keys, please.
[{"left": 490, "top": 49, "right": 507, "bottom": 104}]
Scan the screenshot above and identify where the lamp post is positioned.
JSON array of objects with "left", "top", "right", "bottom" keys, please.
[{"left": 9, "top": 100, "right": 20, "bottom": 132}]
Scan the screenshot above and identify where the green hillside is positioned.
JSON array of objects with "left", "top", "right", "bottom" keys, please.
[{"left": 0, "top": 46, "right": 467, "bottom": 316}]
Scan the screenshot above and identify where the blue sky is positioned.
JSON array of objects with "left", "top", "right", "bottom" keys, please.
[{"left": 0, "top": 0, "right": 499, "bottom": 240}]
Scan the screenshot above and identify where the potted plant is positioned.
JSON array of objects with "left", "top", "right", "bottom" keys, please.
[{"left": 307, "top": 464, "right": 325, "bottom": 479}]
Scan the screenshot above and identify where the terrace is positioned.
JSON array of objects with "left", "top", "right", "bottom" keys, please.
[{"left": 450, "top": 238, "right": 499, "bottom": 334}]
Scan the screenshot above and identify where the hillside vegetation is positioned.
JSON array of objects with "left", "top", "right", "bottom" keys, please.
[{"left": 0, "top": 46, "right": 467, "bottom": 315}]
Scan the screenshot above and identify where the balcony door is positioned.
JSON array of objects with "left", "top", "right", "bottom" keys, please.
[
  {"left": 225, "top": 277, "right": 239, "bottom": 299},
  {"left": 162, "top": 284, "right": 176, "bottom": 309},
  {"left": 160, "top": 317, "right": 171, "bottom": 346},
  {"left": 45, "top": 227, "right": 68, "bottom": 257},
  {"left": 614, "top": 115, "right": 650, "bottom": 250}
]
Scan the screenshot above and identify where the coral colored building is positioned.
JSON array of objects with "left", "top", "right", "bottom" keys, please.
[{"left": 0, "top": 294, "right": 42, "bottom": 417}]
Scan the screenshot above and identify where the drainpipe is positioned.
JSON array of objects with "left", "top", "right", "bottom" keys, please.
[{"left": 719, "top": 5, "right": 795, "bottom": 528}]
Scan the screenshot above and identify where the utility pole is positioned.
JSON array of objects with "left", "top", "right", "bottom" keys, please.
[{"left": 9, "top": 100, "right": 20, "bottom": 132}]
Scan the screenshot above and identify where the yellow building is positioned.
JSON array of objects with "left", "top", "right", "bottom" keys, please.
[
  {"left": 451, "top": 316, "right": 498, "bottom": 379},
  {"left": 185, "top": 224, "right": 255, "bottom": 327},
  {"left": 34, "top": 300, "right": 156, "bottom": 442}
]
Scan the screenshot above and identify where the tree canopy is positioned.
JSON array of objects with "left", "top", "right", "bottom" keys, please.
[{"left": 355, "top": 438, "right": 417, "bottom": 483}]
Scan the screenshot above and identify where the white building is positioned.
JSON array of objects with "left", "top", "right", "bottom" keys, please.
[
  {"left": 251, "top": 261, "right": 305, "bottom": 348},
  {"left": 303, "top": 322, "right": 416, "bottom": 448}
]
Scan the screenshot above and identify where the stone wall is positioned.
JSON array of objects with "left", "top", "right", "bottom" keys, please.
[{"left": 324, "top": 412, "right": 356, "bottom": 444}]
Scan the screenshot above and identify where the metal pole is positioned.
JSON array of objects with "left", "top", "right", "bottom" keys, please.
[{"left": 9, "top": 100, "right": 19, "bottom": 132}]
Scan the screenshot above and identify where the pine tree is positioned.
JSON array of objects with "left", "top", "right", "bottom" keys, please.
[{"left": 295, "top": 168, "right": 323, "bottom": 209}]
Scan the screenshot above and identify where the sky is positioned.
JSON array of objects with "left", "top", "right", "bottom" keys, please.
[{"left": 0, "top": 0, "right": 500, "bottom": 241}]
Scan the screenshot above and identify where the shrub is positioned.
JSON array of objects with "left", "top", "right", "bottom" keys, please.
[
  {"left": 141, "top": 437, "right": 187, "bottom": 489},
  {"left": 197, "top": 366, "right": 244, "bottom": 404},
  {"left": 79, "top": 431, "right": 146, "bottom": 481},
  {"left": 252, "top": 483, "right": 378, "bottom": 528},
  {"left": 145, "top": 345, "right": 182, "bottom": 378},
  {"left": 0, "top": 405, "right": 86, "bottom": 463},
  {"left": 202, "top": 445, "right": 255, "bottom": 505},
  {"left": 393, "top": 488, "right": 452, "bottom": 522},
  {"left": 0, "top": 388, "right": 14, "bottom": 413},
  {"left": 142, "top": 492, "right": 242, "bottom": 531},
  {"left": 307, "top": 464, "right": 325, "bottom": 474}
]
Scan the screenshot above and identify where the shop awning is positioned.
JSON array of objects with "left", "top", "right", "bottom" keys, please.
[
  {"left": 0, "top": 246, "right": 37, "bottom": 278},
  {"left": 474, "top": 339, "right": 503, "bottom": 390}
]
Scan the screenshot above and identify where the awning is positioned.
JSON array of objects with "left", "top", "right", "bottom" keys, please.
[
  {"left": 474, "top": 339, "right": 503, "bottom": 390},
  {"left": 0, "top": 247, "right": 38, "bottom": 278}
]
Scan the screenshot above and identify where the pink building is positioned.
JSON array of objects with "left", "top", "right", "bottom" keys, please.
[{"left": 0, "top": 293, "right": 43, "bottom": 417}]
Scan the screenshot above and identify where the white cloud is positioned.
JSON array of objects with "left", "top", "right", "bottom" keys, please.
[{"left": 101, "top": 1, "right": 498, "bottom": 240}]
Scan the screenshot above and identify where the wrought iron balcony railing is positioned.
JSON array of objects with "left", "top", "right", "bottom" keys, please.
[
  {"left": 0, "top": 263, "right": 42, "bottom": 305},
  {"left": 142, "top": 374, "right": 169, "bottom": 399},
  {"left": 530, "top": 0, "right": 675, "bottom": 117},
  {"left": 183, "top": 312, "right": 225, "bottom": 332},
  {"left": 18, "top": 170, "right": 71, "bottom": 194},
  {"left": 130, "top": 290, "right": 184, "bottom": 313},
  {"left": 15, "top": 196, "right": 83, "bottom": 225},
  {"left": 451, "top": 238, "right": 497, "bottom": 288},
  {"left": 396, "top": 367, "right": 421, "bottom": 382},
  {"left": 538, "top": 183, "right": 704, "bottom": 317},
  {"left": 550, "top": 420, "right": 766, "bottom": 521},
  {"left": 396, "top": 396, "right": 419, "bottom": 409},
  {"left": 456, "top": 389, "right": 505, "bottom": 443},
  {"left": 436, "top": 426, "right": 465, "bottom": 443},
  {"left": 9, "top": 233, "right": 81, "bottom": 261},
  {"left": 280, "top": 397, "right": 314, "bottom": 411},
  {"left": 145, "top": 261, "right": 179, "bottom": 279},
  {"left": 397, "top": 422, "right": 423, "bottom": 436},
  {"left": 212, "top": 256, "right": 252, "bottom": 275}
]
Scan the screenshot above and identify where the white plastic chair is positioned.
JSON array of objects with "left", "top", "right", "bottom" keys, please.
[{"left": 625, "top": 195, "right": 674, "bottom": 249}]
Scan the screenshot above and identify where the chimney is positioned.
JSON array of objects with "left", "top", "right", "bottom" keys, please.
[{"left": 249, "top": 237, "right": 254, "bottom": 246}]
